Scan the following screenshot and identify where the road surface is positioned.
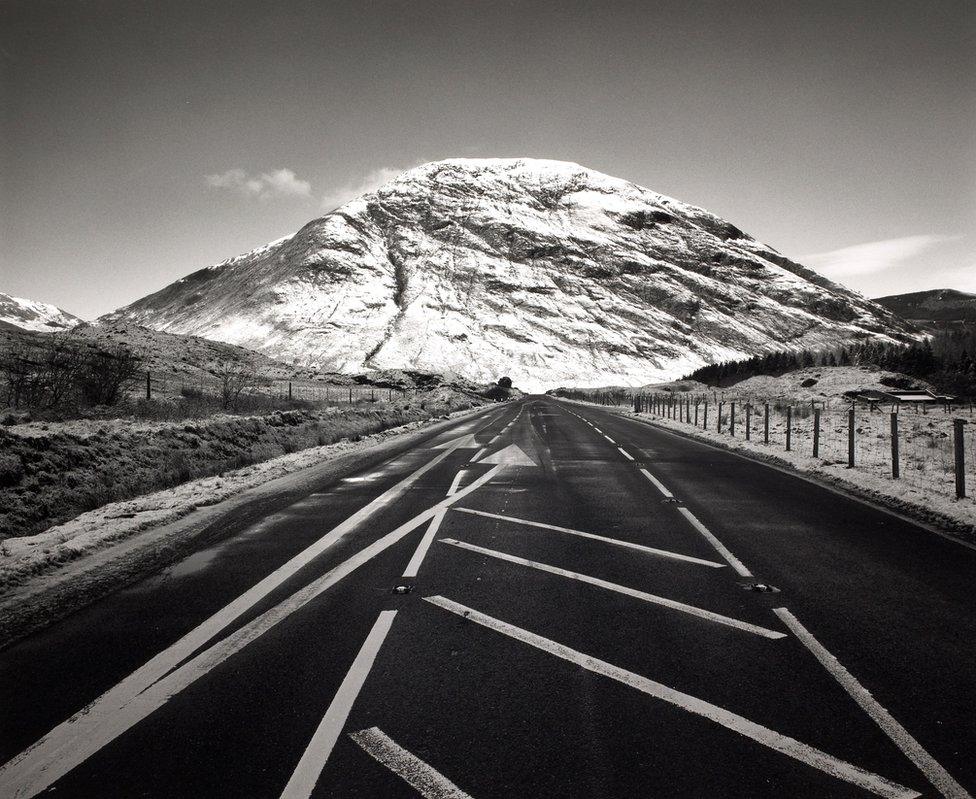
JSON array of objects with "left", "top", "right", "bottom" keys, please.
[{"left": 1, "top": 396, "right": 974, "bottom": 798}]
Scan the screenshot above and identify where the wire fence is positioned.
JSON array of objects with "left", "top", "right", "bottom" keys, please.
[
  {"left": 628, "top": 392, "right": 976, "bottom": 505},
  {"left": 140, "top": 372, "right": 412, "bottom": 408}
]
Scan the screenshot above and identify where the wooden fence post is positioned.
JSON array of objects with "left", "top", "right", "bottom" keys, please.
[
  {"left": 288, "top": 381, "right": 293, "bottom": 400},
  {"left": 764, "top": 403, "right": 770, "bottom": 445},
  {"left": 745, "top": 403, "right": 751, "bottom": 441},
  {"left": 890, "top": 411, "right": 900, "bottom": 479},
  {"left": 954, "top": 418, "right": 967, "bottom": 499},
  {"left": 694, "top": 401, "right": 699, "bottom": 427},
  {"left": 717, "top": 402, "right": 723, "bottom": 433},
  {"left": 146, "top": 371, "right": 151, "bottom": 401},
  {"left": 847, "top": 405, "right": 855, "bottom": 468},
  {"left": 786, "top": 406, "right": 792, "bottom": 451},
  {"left": 703, "top": 400, "right": 708, "bottom": 430},
  {"left": 813, "top": 409, "right": 821, "bottom": 458},
  {"left": 730, "top": 402, "right": 736, "bottom": 437}
]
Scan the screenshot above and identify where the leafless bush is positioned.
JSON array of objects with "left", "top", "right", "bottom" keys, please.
[
  {"left": 0, "top": 336, "right": 141, "bottom": 410},
  {"left": 216, "top": 362, "right": 256, "bottom": 410},
  {"left": 77, "top": 346, "right": 143, "bottom": 406}
]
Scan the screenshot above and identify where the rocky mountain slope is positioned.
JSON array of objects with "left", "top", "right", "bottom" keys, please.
[
  {"left": 875, "top": 289, "right": 976, "bottom": 331},
  {"left": 0, "top": 292, "right": 82, "bottom": 333},
  {"left": 104, "top": 158, "right": 916, "bottom": 391}
]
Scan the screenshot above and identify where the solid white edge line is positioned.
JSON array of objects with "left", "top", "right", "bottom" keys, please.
[
  {"left": 638, "top": 467, "right": 674, "bottom": 498},
  {"left": 774, "top": 607, "right": 972, "bottom": 799},
  {"left": 280, "top": 611, "right": 397, "bottom": 799},
  {"left": 677, "top": 507, "right": 753, "bottom": 578},
  {"left": 439, "top": 539, "right": 783, "bottom": 639},
  {"left": 470, "top": 448, "right": 487, "bottom": 463},
  {"left": 451, "top": 507, "right": 725, "bottom": 568},
  {"left": 617, "top": 447, "right": 635, "bottom": 461},
  {"left": 424, "top": 596, "right": 919, "bottom": 799},
  {"left": 349, "top": 727, "right": 474, "bottom": 799}
]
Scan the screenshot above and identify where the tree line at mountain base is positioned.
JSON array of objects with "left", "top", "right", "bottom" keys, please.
[{"left": 683, "top": 327, "right": 976, "bottom": 398}]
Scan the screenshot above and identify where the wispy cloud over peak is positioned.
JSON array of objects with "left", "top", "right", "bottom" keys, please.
[
  {"left": 205, "top": 168, "right": 312, "bottom": 200},
  {"left": 800, "top": 234, "right": 958, "bottom": 279}
]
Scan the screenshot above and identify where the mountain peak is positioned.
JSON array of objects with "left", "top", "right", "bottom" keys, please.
[{"left": 104, "top": 161, "right": 915, "bottom": 392}]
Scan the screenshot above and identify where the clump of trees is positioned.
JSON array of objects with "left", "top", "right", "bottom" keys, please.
[
  {"left": 0, "top": 336, "right": 143, "bottom": 411},
  {"left": 684, "top": 327, "right": 976, "bottom": 397}
]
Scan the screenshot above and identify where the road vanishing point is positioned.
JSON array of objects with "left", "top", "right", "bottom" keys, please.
[{"left": 1, "top": 396, "right": 974, "bottom": 798}]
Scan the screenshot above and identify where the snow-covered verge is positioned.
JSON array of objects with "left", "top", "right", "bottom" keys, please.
[
  {"left": 562, "top": 399, "right": 976, "bottom": 545},
  {"left": 0, "top": 395, "right": 483, "bottom": 543},
  {"left": 0, "top": 403, "right": 493, "bottom": 590}
]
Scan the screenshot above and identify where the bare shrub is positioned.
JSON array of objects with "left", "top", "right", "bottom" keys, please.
[{"left": 216, "top": 362, "right": 256, "bottom": 410}]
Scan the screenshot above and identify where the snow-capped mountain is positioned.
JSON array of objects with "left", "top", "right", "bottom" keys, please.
[
  {"left": 0, "top": 292, "right": 82, "bottom": 333},
  {"left": 104, "top": 158, "right": 916, "bottom": 391}
]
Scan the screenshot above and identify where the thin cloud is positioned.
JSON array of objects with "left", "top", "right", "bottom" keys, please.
[
  {"left": 205, "top": 168, "right": 311, "bottom": 200},
  {"left": 800, "top": 234, "right": 957, "bottom": 279},
  {"left": 321, "top": 165, "right": 418, "bottom": 211}
]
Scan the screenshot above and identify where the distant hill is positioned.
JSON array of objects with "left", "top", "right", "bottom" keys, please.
[
  {"left": 0, "top": 292, "right": 82, "bottom": 333},
  {"left": 874, "top": 289, "right": 976, "bottom": 331}
]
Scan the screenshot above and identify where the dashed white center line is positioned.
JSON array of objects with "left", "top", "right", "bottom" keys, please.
[
  {"left": 677, "top": 506, "right": 753, "bottom": 578},
  {"left": 617, "top": 447, "right": 635, "bottom": 461},
  {"left": 452, "top": 507, "right": 725, "bottom": 568},
  {"left": 440, "top": 539, "right": 783, "bottom": 639},
  {"left": 603, "top": 435, "right": 615, "bottom": 443},
  {"left": 774, "top": 608, "right": 971, "bottom": 799},
  {"left": 349, "top": 728, "right": 474, "bottom": 799},
  {"left": 639, "top": 468, "right": 674, "bottom": 498},
  {"left": 426, "top": 596, "right": 918, "bottom": 799},
  {"left": 280, "top": 611, "right": 397, "bottom": 799}
]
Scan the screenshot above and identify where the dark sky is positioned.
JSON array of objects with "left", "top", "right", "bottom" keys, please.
[{"left": 2, "top": 0, "right": 974, "bottom": 318}]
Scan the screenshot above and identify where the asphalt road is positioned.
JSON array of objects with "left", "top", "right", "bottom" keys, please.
[{"left": 1, "top": 396, "right": 974, "bottom": 798}]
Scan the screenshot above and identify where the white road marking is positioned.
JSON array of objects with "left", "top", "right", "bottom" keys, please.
[
  {"left": 280, "top": 611, "right": 397, "bottom": 799},
  {"left": 0, "top": 462, "right": 504, "bottom": 799},
  {"left": 349, "top": 728, "right": 474, "bottom": 799},
  {"left": 440, "top": 540, "right": 783, "bottom": 639},
  {"left": 446, "top": 470, "right": 466, "bottom": 497},
  {"left": 452, "top": 507, "right": 724, "bottom": 568},
  {"left": 470, "top": 447, "right": 487, "bottom": 463},
  {"left": 402, "top": 467, "right": 469, "bottom": 577},
  {"left": 403, "top": 510, "right": 447, "bottom": 578},
  {"left": 639, "top": 468, "right": 674, "bottom": 498},
  {"left": 617, "top": 447, "right": 635, "bottom": 461},
  {"left": 425, "top": 596, "right": 920, "bottom": 799},
  {"left": 774, "top": 608, "right": 972, "bottom": 799},
  {"left": 677, "top": 506, "right": 753, "bottom": 578},
  {"left": 603, "top": 435, "right": 615, "bottom": 443},
  {"left": 593, "top": 427, "right": 603, "bottom": 434}
]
